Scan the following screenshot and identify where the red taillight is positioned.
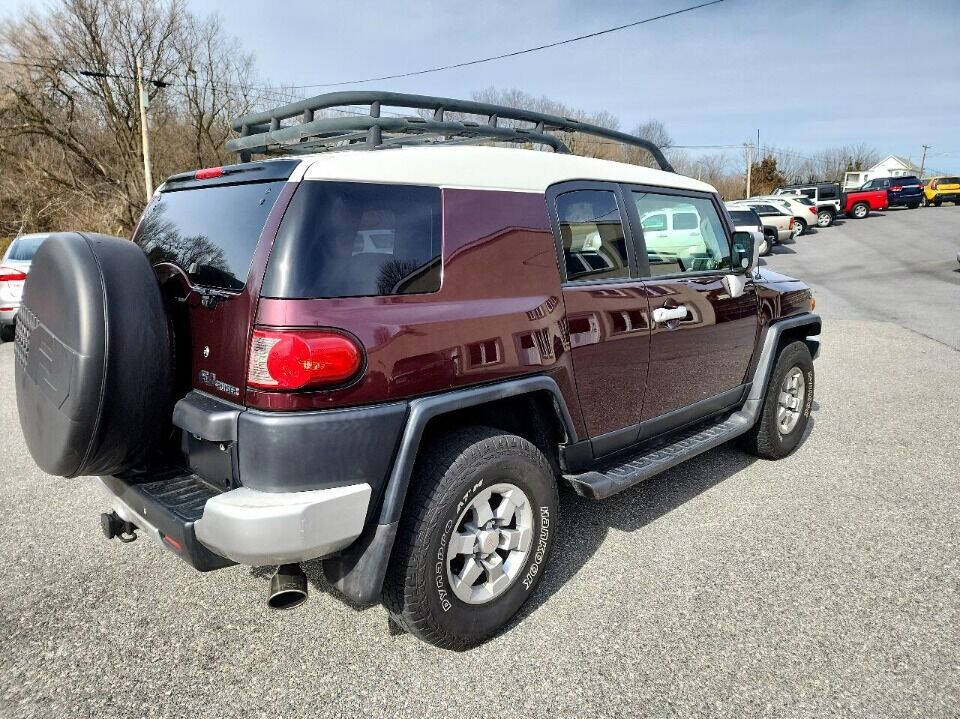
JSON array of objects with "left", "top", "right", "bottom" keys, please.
[
  {"left": 248, "top": 329, "right": 363, "bottom": 390},
  {"left": 194, "top": 166, "right": 224, "bottom": 180},
  {"left": 808, "top": 206, "right": 817, "bottom": 214},
  {"left": 788, "top": 217, "right": 795, "bottom": 228},
  {"left": 891, "top": 185, "right": 902, "bottom": 192},
  {"left": 0, "top": 267, "right": 27, "bottom": 282}
]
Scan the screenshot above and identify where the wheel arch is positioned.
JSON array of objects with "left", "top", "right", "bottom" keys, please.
[{"left": 321, "top": 375, "right": 578, "bottom": 605}]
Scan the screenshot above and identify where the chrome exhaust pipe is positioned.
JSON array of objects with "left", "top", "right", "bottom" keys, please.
[{"left": 267, "top": 563, "right": 308, "bottom": 610}]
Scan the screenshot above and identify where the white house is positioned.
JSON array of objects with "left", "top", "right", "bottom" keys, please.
[{"left": 843, "top": 155, "right": 922, "bottom": 189}]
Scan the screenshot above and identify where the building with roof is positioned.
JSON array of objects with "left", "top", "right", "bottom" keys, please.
[{"left": 843, "top": 155, "right": 921, "bottom": 189}]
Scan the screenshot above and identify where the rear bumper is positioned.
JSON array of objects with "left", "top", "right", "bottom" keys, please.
[
  {"left": 102, "top": 472, "right": 371, "bottom": 567},
  {"left": 888, "top": 194, "right": 923, "bottom": 206},
  {"left": 193, "top": 483, "right": 370, "bottom": 565},
  {"left": 0, "top": 305, "right": 17, "bottom": 325}
]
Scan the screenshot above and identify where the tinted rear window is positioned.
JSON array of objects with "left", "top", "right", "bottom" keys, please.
[
  {"left": 727, "top": 210, "right": 759, "bottom": 225},
  {"left": 262, "top": 181, "right": 442, "bottom": 299},
  {"left": 6, "top": 234, "right": 47, "bottom": 261},
  {"left": 136, "top": 181, "right": 285, "bottom": 291}
]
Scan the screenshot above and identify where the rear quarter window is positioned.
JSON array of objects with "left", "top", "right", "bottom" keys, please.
[{"left": 261, "top": 181, "right": 442, "bottom": 299}]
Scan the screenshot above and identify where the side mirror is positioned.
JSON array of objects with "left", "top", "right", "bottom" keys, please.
[
  {"left": 723, "top": 231, "right": 757, "bottom": 299},
  {"left": 731, "top": 230, "right": 757, "bottom": 273}
]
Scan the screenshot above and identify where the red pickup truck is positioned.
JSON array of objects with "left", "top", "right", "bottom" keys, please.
[{"left": 843, "top": 188, "right": 887, "bottom": 219}]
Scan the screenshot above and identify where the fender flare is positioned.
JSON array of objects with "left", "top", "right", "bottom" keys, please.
[{"left": 322, "top": 374, "right": 578, "bottom": 605}]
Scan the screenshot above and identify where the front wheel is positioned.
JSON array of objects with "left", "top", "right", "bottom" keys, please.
[
  {"left": 816, "top": 209, "right": 834, "bottom": 228},
  {"left": 383, "top": 427, "right": 558, "bottom": 649},
  {"left": 851, "top": 202, "right": 869, "bottom": 219},
  {"left": 740, "top": 341, "right": 814, "bottom": 460}
]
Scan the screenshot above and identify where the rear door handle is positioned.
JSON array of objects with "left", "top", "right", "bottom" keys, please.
[{"left": 652, "top": 305, "right": 687, "bottom": 323}]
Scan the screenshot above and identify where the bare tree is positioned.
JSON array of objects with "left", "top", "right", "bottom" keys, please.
[{"left": 0, "top": 0, "right": 259, "bottom": 236}]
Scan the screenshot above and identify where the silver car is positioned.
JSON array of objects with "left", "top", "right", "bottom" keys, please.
[{"left": 0, "top": 233, "right": 49, "bottom": 341}]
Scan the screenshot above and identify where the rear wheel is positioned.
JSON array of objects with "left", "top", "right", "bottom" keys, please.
[
  {"left": 0, "top": 324, "right": 14, "bottom": 343},
  {"left": 383, "top": 427, "right": 558, "bottom": 649},
  {"left": 934, "top": 199, "right": 942, "bottom": 207},
  {"left": 851, "top": 202, "right": 869, "bottom": 219},
  {"left": 816, "top": 209, "right": 834, "bottom": 228},
  {"left": 793, "top": 218, "right": 807, "bottom": 236},
  {"left": 740, "top": 341, "right": 814, "bottom": 460},
  {"left": 907, "top": 202, "right": 920, "bottom": 209}
]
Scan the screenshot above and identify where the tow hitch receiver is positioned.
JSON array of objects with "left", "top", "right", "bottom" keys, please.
[{"left": 100, "top": 511, "right": 138, "bottom": 543}]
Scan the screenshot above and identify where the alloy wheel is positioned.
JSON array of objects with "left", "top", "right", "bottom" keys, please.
[
  {"left": 445, "top": 483, "right": 535, "bottom": 605},
  {"left": 776, "top": 367, "right": 806, "bottom": 436}
]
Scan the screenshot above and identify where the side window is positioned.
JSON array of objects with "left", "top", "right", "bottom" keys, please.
[
  {"left": 632, "top": 191, "right": 731, "bottom": 275},
  {"left": 556, "top": 190, "right": 629, "bottom": 282},
  {"left": 820, "top": 185, "right": 836, "bottom": 200}
]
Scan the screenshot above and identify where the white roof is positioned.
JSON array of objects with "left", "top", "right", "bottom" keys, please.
[{"left": 295, "top": 145, "right": 715, "bottom": 194}]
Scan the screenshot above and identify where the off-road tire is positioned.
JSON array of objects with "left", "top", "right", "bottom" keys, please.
[
  {"left": 0, "top": 324, "right": 13, "bottom": 343},
  {"left": 851, "top": 202, "right": 869, "bottom": 219},
  {"left": 739, "top": 341, "right": 814, "bottom": 460},
  {"left": 383, "top": 426, "right": 558, "bottom": 650}
]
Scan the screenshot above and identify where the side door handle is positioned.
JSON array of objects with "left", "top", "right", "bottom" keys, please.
[{"left": 652, "top": 305, "right": 687, "bottom": 323}]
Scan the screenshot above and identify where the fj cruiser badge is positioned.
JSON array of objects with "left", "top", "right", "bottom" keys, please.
[{"left": 198, "top": 369, "right": 239, "bottom": 396}]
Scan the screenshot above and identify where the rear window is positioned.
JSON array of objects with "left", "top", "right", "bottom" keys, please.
[
  {"left": 261, "top": 181, "right": 442, "bottom": 299},
  {"left": 727, "top": 210, "right": 759, "bottom": 225},
  {"left": 672, "top": 212, "right": 699, "bottom": 230},
  {"left": 136, "top": 181, "right": 286, "bottom": 291},
  {"left": 5, "top": 234, "right": 47, "bottom": 261}
]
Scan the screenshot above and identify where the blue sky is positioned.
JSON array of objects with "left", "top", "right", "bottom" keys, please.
[{"left": 195, "top": 0, "right": 959, "bottom": 169}]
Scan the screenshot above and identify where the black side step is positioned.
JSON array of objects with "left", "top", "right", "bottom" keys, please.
[{"left": 563, "top": 412, "right": 754, "bottom": 500}]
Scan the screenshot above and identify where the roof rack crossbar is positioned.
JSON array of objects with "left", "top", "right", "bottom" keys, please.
[{"left": 227, "top": 91, "right": 674, "bottom": 172}]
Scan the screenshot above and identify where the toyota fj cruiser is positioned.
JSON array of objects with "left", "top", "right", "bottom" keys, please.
[{"left": 14, "top": 92, "right": 819, "bottom": 649}]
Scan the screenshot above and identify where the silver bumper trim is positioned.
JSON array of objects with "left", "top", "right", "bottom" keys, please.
[{"left": 193, "top": 483, "right": 371, "bottom": 566}]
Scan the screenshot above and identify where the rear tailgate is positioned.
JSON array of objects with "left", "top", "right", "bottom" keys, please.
[{"left": 133, "top": 159, "right": 300, "bottom": 405}]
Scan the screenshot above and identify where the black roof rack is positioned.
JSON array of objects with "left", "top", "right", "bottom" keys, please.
[{"left": 226, "top": 91, "right": 674, "bottom": 172}]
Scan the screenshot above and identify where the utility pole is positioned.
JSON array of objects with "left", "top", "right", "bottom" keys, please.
[
  {"left": 919, "top": 144, "right": 931, "bottom": 178},
  {"left": 745, "top": 143, "right": 753, "bottom": 198},
  {"left": 136, "top": 55, "right": 154, "bottom": 202}
]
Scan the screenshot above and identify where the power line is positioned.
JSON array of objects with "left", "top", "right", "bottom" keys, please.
[
  {"left": 255, "top": 0, "right": 725, "bottom": 91},
  {"left": 0, "top": 1, "right": 724, "bottom": 97}
]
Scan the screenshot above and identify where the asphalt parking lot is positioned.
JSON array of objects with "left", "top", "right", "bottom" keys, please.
[{"left": 1, "top": 207, "right": 958, "bottom": 718}]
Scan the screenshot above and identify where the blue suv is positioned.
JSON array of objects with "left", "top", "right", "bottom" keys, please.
[{"left": 860, "top": 175, "right": 923, "bottom": 209}]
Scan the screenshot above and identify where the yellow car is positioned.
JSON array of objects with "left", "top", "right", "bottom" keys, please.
[{"left": 923, "top": 176, "right": 960, "bottom": 206}]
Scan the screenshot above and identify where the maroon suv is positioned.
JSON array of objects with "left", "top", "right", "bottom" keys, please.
[{"left": 14, "top": 92, "right": 819, "bottom": 649}]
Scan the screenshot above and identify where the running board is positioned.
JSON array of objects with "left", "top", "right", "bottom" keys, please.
[{"left": 563, "top": 411, "right": 755, "bottom": 500}]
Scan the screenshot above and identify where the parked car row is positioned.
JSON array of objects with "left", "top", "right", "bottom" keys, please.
[{"left": 720, "top": 172, "right": 958, "bottom": 257}]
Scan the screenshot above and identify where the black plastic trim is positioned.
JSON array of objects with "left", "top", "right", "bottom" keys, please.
[
  {"left": 160, "top": 159, "right": 300, "bottom": 192},
  {"left": 237, "top": 401, "right": 408, "bottom": 498},
  {"left": 173, "top": 391, "right": 241, "bottom": 442},
  {"left": 101, "top": 473, "right": 234, "bottom": 572}
]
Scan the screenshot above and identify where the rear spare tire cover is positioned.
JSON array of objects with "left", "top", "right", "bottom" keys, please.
[{"left": 14, "top": 232, "right": 172, "bottom": 477}]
